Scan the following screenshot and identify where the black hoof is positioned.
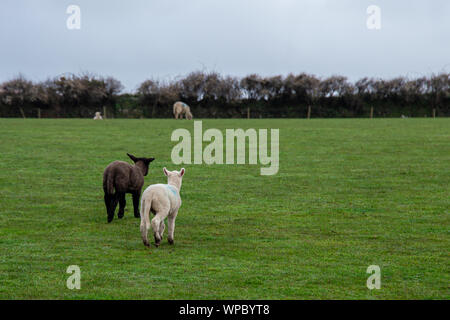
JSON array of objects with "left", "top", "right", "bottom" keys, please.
[
  {"left": 118, "top": 213, "right": 124, "bottom": 219},
  {"left": 168, "top": 239, "right": 174, "bottom": 245},
  {"left": 107, "top": 216, "right": 114, "bottom": 223},
  {"left": 134, "top": 214, "right": 140, "bottom": 218},
  {"left": 143, "top": 240, "right": 150, "bottom": 247}
]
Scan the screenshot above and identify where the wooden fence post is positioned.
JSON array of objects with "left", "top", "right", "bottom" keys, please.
[
  {"left": 19, "top": 107, "right": 26, "bottom": 119},
  {"left": 432, "top": 108, "right": 436, "bottom": 118},
  {"left": 103, "top": 106, "right": 107, "bottom": 119},
  {"left": 307, "top": 105, "right": 311, "bottom": 119},
  {"left": 37, "top": 108, "right": 41, "bottom": 119},
  {"left": 370, "top": 107, "right": 374, "bottom": 119},
  {"left": 247, "top": 107, "right": 250, "bottom": 119}
]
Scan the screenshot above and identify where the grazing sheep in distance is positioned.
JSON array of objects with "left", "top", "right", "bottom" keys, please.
[
  {"left": 140, "top": 167, "right": 185, "bottom": 247},
  {"left": 93, "top": 112, "right": 103, "bottom": 120},
  {"left": 173, "top": 101, "right": 193, "bottom": 120},
  {"left": 103, "top": 153, "right": 155, "bottom": 223}
]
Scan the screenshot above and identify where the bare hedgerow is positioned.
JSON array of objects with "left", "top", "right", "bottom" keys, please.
[{"left": 0, "top": 71, "right": 448, "bottom": 118}]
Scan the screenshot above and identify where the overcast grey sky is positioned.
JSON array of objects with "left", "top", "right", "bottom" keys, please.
[{"left": 0, "top": 0, "right": 449, "bottom": 92}]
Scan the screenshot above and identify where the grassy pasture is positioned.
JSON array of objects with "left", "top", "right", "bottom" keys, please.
[{"left": 0, "top": 118, "right": 448, "bottom": 299}]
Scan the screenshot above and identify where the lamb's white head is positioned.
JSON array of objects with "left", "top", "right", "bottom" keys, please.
[{"left": 163, "top": 167, "right": 185, "bottom": 190}]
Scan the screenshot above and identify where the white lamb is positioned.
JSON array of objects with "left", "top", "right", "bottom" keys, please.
[
  {"left": 140, "top": 167, "right": 185, "bottom": 247},
  {"left": 93, "top": 111, "right": 103, "bottom": 120}
]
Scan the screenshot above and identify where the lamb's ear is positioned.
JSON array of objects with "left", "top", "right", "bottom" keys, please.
[
  {"left": 145, "top": 157, "right": 155, "bottom": 164},
  {"left": 179, "top": 168, "right": 185, "bottom": 177},
  {"left": 163, "top": 167, "right": 169, "bottom": 176},
  {"left": 127, "top": 153, "right": 138, "bottom": 163}
]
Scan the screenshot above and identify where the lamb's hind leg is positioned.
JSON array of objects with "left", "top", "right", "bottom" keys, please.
[
  {"left": 104, "top": 193, "right": 114, "bottom": 223},
  {"left": 111, "top": 193, "right": 119, "bottom": 217},
  {"left": 117, "top": 193, "right": 126, "bottom": 219},
  {"left": 140, "top": 219, "right": 149, "bottom": 247},
  {"left": 140, "top": 198, "right": 151, "bottom": 247},
  {"left": 159, "top": 221, "right": 165, "bottom": 239},
  {"left": 167, "top": 211, "right": 178, "bottom": 245},
  {"left": 132, "top": 191, "right": 141, "bottom": 218},
  {"left": 151, "top": 211, "right": 168, "bottom": 247}
]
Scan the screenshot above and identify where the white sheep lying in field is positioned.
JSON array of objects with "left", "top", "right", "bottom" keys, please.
[
  {"left": 140, "top": 167, "right": 185, "bottom": 247},
  {"left": 93, "top": 111, "right": 103, "bottom": 120}
]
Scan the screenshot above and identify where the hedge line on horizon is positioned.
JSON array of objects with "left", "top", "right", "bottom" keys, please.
[{"left": 0, "top": 71, "right": 448, "bottom": 118}]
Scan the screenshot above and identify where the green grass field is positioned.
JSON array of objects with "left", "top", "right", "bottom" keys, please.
[{"left": 0, "top": 118, "right": 448, "bottom": 299}]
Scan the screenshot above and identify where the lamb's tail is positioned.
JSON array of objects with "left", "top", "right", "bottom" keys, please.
[
  {"left": 105, "top": 176, "right": 114, "bottom": 194},
  {"left": 102, "top": 172, "right": 115, "bottom": 195},
  {"left": 140, "top": 195, "right": 152, "bottom": 246}
]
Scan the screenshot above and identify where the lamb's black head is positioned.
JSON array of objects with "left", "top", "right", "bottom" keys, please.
[{"left": 127, "top": 153, "right": 155, "bottom": 176}]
